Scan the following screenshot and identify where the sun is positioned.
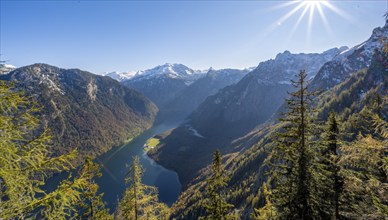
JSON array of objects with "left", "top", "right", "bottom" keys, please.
[{"left": 271, "top": 0, "right": 352, "bottom": 42}]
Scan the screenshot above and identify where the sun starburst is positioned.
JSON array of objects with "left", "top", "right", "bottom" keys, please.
[{"left": 271, "top": 0, "right": 353, "bottom": 44}]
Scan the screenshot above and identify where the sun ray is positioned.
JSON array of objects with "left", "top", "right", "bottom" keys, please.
[
  {"left": 258, "top": 1, "right": 307, "bottom": 40},
  {"left": 276, "top": 2, "right": 307, "bottom": 26},
  {"left": 321, "top": 1, "right": 354, "bottom": 23},
  {"left": 258, "top": 0, "right": 353, "bottom": 52},
  {"left": 266, "top": 0, "right": 300, "bottom": 12},
  {"left": 287, "top": 3, "right": 311, "bottom": 42},
  {"left": 316, "top": 3, "right": 334, "bottom": 39}
]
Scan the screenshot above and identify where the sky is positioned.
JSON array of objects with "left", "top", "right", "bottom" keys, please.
[{"left": 1, "top": 0, "right": 387, "bottom": 74}]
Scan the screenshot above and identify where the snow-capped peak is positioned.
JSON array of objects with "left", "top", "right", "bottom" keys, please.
[
  {"left": 130, "top": 63, "right": 205, "bottom": 82},
  {"left": 251, "top": 47, "right": 347, "bottom": 84},
  {"left": 104, "top": 71, "right": 137, "bottom": 82},
  {"left": 336, "top": 22, "right": 388, "bottom": 61},
  {"left": 0, "top": 63, "right": 16, "bottom": 74},
  {"left": 311, "top": 22, "right": 388, "bottom": 90}
]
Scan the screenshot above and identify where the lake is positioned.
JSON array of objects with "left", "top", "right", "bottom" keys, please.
[
  {"left": 45, "top": 122, "right": 182, "bottom": 212},
  {"left": 95, "top": 122, "right": 181, "bottom": 210}
]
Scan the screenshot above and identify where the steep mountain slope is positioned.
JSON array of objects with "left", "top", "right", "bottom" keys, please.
[
  {"left": 0, "top": 63, "right": 158, "bottom": 165},
  {"left": 190, "top": 47, "right": 347, "bottom": 138},
  {"left": 122, "top": 63, "right": 205, "bottom": 108},
  {"left": 158, "top": 68, "right": 251, "bottom": 122},
  {"left": 148, "top": 47, "right": 346, "bottom": 186},
  {"left": 311, "top": 21, "right": 388, "bottom": 90},
  {"left": 170, "top": 40, "right": 388, "bottom": 220}
]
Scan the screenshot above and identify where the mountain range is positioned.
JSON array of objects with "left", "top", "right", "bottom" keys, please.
[
  {"left": 165, "top": 21, "right": 388, "bottom": 219},
  {"left": 122, "top": 63, "right": 205, "bottom": 109},
  {"left": 158, "top": 67, "right": 252, "bottom": 122},
  {"left": 148, "top": 46, "right": 348, "bottom": 186}
]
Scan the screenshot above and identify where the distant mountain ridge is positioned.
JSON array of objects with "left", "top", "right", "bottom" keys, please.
[
  {"left": 122, "top": 63, "right": 206, "bottom": 109},
  {"left": 189, "top": 46, "right": 347, "bottom": 138},
  {"left": 158, "top": 67, "right": 252, "bottom": 122},
  {"left": 0, "top": 63, "right": 158, "bottom": 165},
  {"left": 103, "top": 71, "right": 137, "bottom": 82},
  {"left": 130, "top": 63, "right": 205, "bottom": 83}
]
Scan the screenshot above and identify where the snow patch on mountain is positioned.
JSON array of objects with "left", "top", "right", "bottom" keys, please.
[
  {"left": 130, "top": 63, "right": 205, "bottom": 83},
  {"left": 312, "top": 21, "right": 388, "bottom": 90},
  {"left": 39, "top": 73, "right": 65, "bottom": 95},
  {"left": 0, "top": 63, "right": 16, "bottom": 74},
  {"left": 104, "top": 71, "right": 137, "bottom": 82},
  {"left": 250, "top": 46, "right": 348, "bottom": 84},
  {"left": 185, "top": 125, "right": 205, "bottom": 138}
]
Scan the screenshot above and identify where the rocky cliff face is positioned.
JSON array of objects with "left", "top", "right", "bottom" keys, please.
[{"left": 311, "top": 21, "right": 388, "bottom": 90}]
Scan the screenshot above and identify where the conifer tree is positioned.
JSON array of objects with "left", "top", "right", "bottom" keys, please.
[
  {"left": 268, "top": 70, "right": 319, "bottom": 219},
  {"left": 76, "top": 157, "right": 113, "bottom": 220},
  {"left": 117, "top": 156, "right": 169, "bottom": 220},
  {"left": 339, "top": 95, "right": 388, "bottom": 219},
  {"left": 321, "top": 111, "right": 344, "bottom": 219},
  {"left": 252, "top": 182, "right": 277, "bottom": 220},
  {"left": 203, "top": 150, "right": 234, "bottom": 219}
]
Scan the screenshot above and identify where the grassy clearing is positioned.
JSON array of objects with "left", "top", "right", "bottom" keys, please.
[{"left": 144, "top": 137, "right": 160, "bottom": 151}]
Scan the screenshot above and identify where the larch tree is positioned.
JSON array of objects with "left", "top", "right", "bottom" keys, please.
[
  {"left": 252, "top": 181, "right": 277, "bottom": 220},
  {"left": 117, "top": 156, "right": 169, "bottom": 220},
  {"left": 203, "top": 150, "right": 234, "bottom": 219},
  {"left": 0, "top": 80, "right": 99, "bottom": 219},
  {"left": 339, "top": 95, "right": 388, "bottom": 219},
  {"left": 75, "top": 157, "right": 112, "bottom": 220}
]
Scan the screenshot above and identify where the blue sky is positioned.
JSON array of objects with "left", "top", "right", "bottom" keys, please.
[{"left": 1, "top": 1, "right": 387, "bottom": 73}]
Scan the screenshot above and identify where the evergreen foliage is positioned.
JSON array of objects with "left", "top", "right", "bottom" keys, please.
[
  {"left": 319, "top": 112, "right": 344, "bottom": 219},
  {"left": 203, "top": 150, "right": 234, "bottom": 219},
  {"left": 267, "top": 70, "right": 320, "bottom": 219}
]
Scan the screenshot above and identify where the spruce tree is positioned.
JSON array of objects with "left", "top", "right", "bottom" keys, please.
[
  {"left": 321, "top": 112, "right": 343, "bottom": 219},
  {"left": 268, "top": 70, "right": 318, "bottom": 219},
  {"left": 204, "top": 150, "right": 234, "bottom": 219}
]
